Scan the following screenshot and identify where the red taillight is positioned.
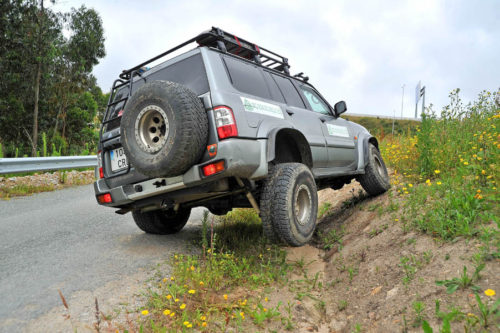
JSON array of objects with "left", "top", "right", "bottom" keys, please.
[
  {"left": 97, "top": 150, "right": 104, "bottom": 179},
  {"left": 214, "top": 106, "right": 237, "bottom": 139},
  {"left": 202, "top": 161, "right": 225, "bottom": 177},
  {"left": 97, "top": 193, "right": 112, "bottom": 204}
]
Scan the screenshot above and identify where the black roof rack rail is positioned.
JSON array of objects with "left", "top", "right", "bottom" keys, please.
[{"left": 120, "top": 27, "right": 292, "bottom": 80}]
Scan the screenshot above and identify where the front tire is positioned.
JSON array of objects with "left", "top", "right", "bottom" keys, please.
[
  {"left": 265, "top": 163, "right": 318, "bottom": 247},
  {"left": 132, "top": 208, "right": 191, "bottom": 235},
  {"left": 357, "top": 143, "right": 390, "bottom": 195}
]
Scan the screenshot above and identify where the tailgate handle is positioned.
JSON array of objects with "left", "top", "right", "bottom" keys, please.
[{"left": 286, "top": 109, "right": 294, "bottom": 115}]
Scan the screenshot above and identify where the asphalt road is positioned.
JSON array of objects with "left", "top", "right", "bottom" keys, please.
[{"left": 0, "top": 185, "right": 205, "bottom": 332}]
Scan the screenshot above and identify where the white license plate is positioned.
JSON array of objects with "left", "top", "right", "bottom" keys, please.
[{"left": 110, "top": 147, "right": 128, "bottom": 172}]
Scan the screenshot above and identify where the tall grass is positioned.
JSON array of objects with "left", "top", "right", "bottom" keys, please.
[{"left": 381, "top": 89, "right": 499, "bottom": 240}]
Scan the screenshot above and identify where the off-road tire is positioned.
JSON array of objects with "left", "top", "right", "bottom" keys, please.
[
  {"left": 259, "top": 164, "right": 282, "bottom": 242},
  {"left": 120, "top": 80, "right": 208, "bottom": 178},
  {"left": 268, "top": 163, "right": 318, "bottom": 246},
  {"left": 357, "top": 143, "right": 390, "bottom": 195},
  {"left": 132, "top": 208, "right": 191, "bottom": 234}
]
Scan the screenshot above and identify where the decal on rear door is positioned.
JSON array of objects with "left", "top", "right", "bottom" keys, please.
[{"left": 240, "top": 97, "right": 284, "bottom": 119}]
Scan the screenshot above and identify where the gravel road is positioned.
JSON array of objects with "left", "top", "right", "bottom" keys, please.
[{"left": 0, "top": 185, "right": 205, "bottom": 332}]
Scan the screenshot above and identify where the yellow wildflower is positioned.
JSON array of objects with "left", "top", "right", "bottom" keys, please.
[
  {"left": 175, "top": 298, "right": 179, "bottom": 302},
  {"left": 434, "top": 170, "right": 440, "bottom": 174},
  {"left": 180, "top": 303, "right": 186, "bottom": 310},
  {"left": 190, "top": 265, "right": 195, "bottom": 271},
  {"left": 437, "top": 182, "right": 442, "bottom": 185},
  {"left": 201, "top": 315, "right": 207, "bottom": 321},
  {"left": 240, "top": 311, "right": 245, "bottom": 320},
  {"left": 263, "top": 308, "right": 267, "bottom": 312},
  {"left": 188, "top": 289, "right": 196, "bottom": 294},
  {"left": 183, "top": 321, "right": 190, "bottom": 326},
  {"left": 170, "top": 276, "right": 175, "bottom": 281},
  {"left": 199, "top": 281, "right": 205, "bottom": 286},
  {"left": 485, "top": 289, "right": 496, "bottom": 297},
  {"left": 163, "top": 309, "right": 171, "bottom": 316},
  {"left": 202, "top": 322, "right": 207, "bottom": 327},
  {"left": 162, "top": 277, "right": 167, "bottom": 283},
  {"left": 170, "top": 312, "right": 176, "bottom": 317},
  {"left": 141, "top": 310, "right": 149, "bottom": 316},
  {"left": 264, "top": 297, "right": 269, "bottom": 302},
  {"left": 408, "top": 184, "right": 413, "bottom": 187},
  {"left": 223, "top": 294, "right": 228, "bottom": 300},
  {"left": 166, "top": 295, "right": 172, "bottom": 300},
  {"left": 187, "top": 323, "right": 192, "bottom": 328},
  {"left": 464, "top": 161, "right": 469, "bottom": 165}
]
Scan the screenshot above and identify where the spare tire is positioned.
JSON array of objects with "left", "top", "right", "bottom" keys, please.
[{"left": 120, "top": 81, "right": 208, "bottom": 178}]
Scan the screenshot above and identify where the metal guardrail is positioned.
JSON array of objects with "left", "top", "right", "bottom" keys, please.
[{"left": 0, "top": 156, "right": 97, "bottom": 174}]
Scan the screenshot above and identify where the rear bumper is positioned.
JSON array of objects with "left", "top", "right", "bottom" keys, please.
[{"left": 94, "top": 138, "right": 268, "bottom": 207}]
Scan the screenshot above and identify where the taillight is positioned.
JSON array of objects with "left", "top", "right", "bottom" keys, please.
[
  {"left": 97, "top": 150, "right": 104, "bottom": 179},
  {"left": 214, "top": 106, "right": 238, "bottom": 139},
  {"left": 202, "top": 160, "right": 225, "bottom": 177},
  {"left": 97, "top": 193, "right": 112, "bottom": 204}
]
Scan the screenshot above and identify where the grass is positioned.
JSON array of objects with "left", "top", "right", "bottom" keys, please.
[
  {"left": 381, "top": 89, "right": 499, "bottom": 242},
  {"left": 0, "top": 183, "right": 57, "bottom": 199},
  {"left": 136, "top": 209, "right": 295, "bottom": 332}
]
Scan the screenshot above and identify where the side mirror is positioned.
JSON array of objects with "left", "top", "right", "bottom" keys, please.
[{"left": 334, "top": 101, "right": 347, "bottom": 116}]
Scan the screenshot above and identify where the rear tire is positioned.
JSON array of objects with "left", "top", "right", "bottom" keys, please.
[
  {"left": 357, "top": 143, "right": 390, "bottom": 195},
  {"left": 132, "top": 208, "right": 191, "bottom": 235},
  {"left": 263, "top": 163, "right": 318, "bottom": 247}
]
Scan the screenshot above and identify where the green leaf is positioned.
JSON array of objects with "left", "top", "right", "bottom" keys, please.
[
  {"left": 446, "top": 283, "right": 459, "bottom": 294},
  {"left": 422, "top": 320, "right": 433, "bottom": 333}
]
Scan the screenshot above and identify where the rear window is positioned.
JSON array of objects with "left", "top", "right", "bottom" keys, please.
[
  {"left": 105, "top": 53, "right": 208, "bottom": 121},
  {"left": 271, "top": 74, "right": 305, "bottom": 108},
  {"left": 222, "top": 56, "right": 272, "bottom": 100}
]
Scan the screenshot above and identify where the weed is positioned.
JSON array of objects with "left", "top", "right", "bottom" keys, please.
[
  {"left": 412, "top": 300, "right": 425, "bottom": 327},
  {"left": 319, "top": 227, "right": 344, "bottom": 250},
  {"left": 317, "top": 202, "right": 332, "bottom": 219},
  {"left": 338, "top": 299, "right": 348, "bottom": 311},
  {"left": 435, "top": 264, "right": 484, "bottom": 293}
]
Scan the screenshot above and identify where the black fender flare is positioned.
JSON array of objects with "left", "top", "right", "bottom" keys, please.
[
  {"left": 266, "top": 127, "right": 313, "bottom": 168},
  {"left": 360, "top": 134, "right": 379, "bottom": 168}
]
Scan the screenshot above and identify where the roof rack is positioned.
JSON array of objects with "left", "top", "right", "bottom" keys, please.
[{"left": 119, "top": 27, "right": 291, "bottom": 80}]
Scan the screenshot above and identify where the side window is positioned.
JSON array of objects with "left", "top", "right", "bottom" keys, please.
[
  {"left": 271, "top": 74, "right": 306, "bottom": 108},
  {"left": 299, "top": 85, "right": 331, "bottom": 115},
  {"left": 263, "top": 72, "right": 285, "bottom": 103},
  {"left": 223, "top": 56, "right": 271, "bottom": 100}
]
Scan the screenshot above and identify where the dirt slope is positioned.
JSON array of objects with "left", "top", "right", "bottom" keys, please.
[{"left": 267, "top": 181, "right": 499, "bottom": 332}]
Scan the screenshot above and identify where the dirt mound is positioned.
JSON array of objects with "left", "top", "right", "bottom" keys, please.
[{"left": 268, "top": 181, "right": 499, "bottom": 332}]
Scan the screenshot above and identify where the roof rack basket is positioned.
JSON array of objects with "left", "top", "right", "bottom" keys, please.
[{"left": 119, "top": 27, "right": 291, "bottom": 80}]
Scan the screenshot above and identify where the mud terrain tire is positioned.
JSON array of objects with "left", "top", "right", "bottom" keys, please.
[
  {"left": 357, "top": 143, "right": 390, "bottom": 195},
  {"left": 132, "top": 208, "right": 191, "bottom": 234},
  {"left": 120, "top": 80, "right": 208, "bottom": 178},
  {"left": 266, "top": 163, "right": 318, "bottom": 246}
]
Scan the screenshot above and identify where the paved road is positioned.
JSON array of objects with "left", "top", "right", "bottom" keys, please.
[{"left": 0, "top": 185, "right": 204, "bottom": 332}]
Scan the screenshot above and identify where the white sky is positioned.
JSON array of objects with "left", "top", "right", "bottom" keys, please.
[{"left": 52, "top": 0, "right": 500, "bottom": 118}]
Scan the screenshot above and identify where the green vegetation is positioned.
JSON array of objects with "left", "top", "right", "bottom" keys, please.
[
  {"left": 137, "top": 209, "right": 294, "bottom": 332},
  {"left": 381, "top": 90, "right": 499, "bottom": 242},
  {"left": 435, "top": 264, "right": 484, "bottom": 294},
  {"left": 342, "top": 114, "right": 420, "bottom": 138},
  {"left": 0, "top": 1, "right": 108, "bottom": 157}
]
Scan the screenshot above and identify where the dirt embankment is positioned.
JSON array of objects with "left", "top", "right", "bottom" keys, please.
[{"left": 268, "top": 181, "right": 500, "bottom": 332}]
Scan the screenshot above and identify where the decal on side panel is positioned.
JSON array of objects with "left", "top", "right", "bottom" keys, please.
[{"left": 326, "top": 124, "right": 350, "bottom": 137}]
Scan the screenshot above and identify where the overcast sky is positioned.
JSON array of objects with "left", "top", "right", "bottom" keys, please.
[{"left": 52, "top": 0, "right": 499, "bottom": 118}]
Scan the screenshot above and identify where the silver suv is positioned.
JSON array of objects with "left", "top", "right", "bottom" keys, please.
[{"left": 94, "top": 27, "right": 390, "bottom": 246}]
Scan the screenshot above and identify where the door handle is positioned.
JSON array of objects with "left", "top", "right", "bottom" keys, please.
[
  {"left": 286, "top": 109, "right": 294, "bottom": 115},
  {"left": 319, "top": 116, "right": 328, "bottom": 123}
]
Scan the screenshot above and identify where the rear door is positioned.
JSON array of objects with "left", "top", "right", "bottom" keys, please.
[
  {"left": 268, "top": 73, "right": 328, "bottom": 168},
  {"left": 297, "top": 84, "right": 357, "bottom": 170}
]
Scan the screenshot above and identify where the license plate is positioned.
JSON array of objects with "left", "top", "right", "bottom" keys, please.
[{"left": 110, "top": 147, "right": 128, "bottom": 172}]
